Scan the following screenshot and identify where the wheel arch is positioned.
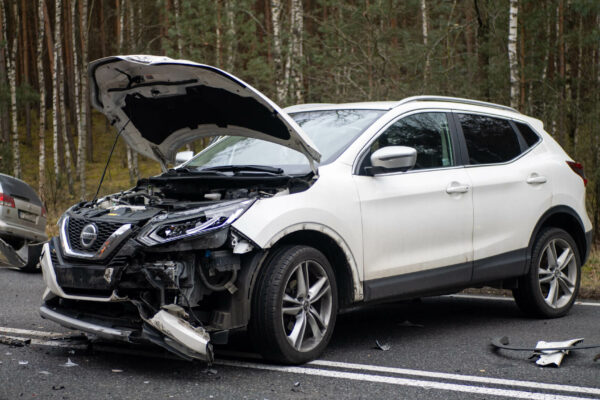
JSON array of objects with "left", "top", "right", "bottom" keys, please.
[{"left": 527, "top": 205, "right": 589, "bottom": 272}]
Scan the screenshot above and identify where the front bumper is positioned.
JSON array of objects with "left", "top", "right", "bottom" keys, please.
[{"left": 39, "top": 241, "right": 214, "bottom": 363}]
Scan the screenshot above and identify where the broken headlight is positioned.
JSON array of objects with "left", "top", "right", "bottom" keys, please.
[{"left": 137, "top": 199, "right": 254, "bottom": 246}]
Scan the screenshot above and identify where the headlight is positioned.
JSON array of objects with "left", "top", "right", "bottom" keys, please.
[{"left": 137, "top": 199, "right": 254, "bottom": 246}]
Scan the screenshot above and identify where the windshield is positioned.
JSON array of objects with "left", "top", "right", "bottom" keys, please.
[{"left": 185, "top": 109, "right": 385, "bottom": 174}]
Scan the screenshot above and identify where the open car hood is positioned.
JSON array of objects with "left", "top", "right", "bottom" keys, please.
[{"left": 89, "top": 55, "right": 321, "bottom": 169}]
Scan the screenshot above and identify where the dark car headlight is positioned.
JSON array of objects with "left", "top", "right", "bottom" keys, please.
[{"left": 137, "top": 199, "right": 254, "bottom": 246}]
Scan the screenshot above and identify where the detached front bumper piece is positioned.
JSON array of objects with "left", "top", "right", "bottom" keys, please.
[{"left": 39, "top": 242, "right": 214, "bottom": 363}]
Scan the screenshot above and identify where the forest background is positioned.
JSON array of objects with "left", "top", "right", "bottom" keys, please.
[{"left": 0, "top": 0, "right": 599, "bottom": 248}]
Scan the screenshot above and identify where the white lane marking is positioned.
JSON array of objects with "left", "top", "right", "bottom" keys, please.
[
  {"left": 449, "top": 294, "right": 600, "bottom": 307},
  {"left": 217, "top": 359, "right": 596, "bottom": 400},
  {"left": 310, "top": 360, "right": 600, "bottom": 396},
  {"left": 0, "top": 327, "right": 75, "bottom": 339},
  {"left": 3, "top": 328, "right": 599, "bottom": 399}
]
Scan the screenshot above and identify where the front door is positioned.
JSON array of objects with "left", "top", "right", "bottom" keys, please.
[{"left": 353, "top": 111, "right": 473, "bottom": 301}]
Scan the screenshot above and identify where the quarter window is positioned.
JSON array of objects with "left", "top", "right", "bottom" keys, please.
[
  {"left": 515, "top": 122, "right": 541, "bottom": 148},
  {"left": 363, "top": 112, "right": 453, "bottom": 172},
  {"left": 458, "top": 113, "right": 521, "bottom": 164}
]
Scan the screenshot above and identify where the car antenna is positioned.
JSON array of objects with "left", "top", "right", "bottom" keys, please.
[{"left": 92, "top": 119, "right": 131, "bottom": 203}]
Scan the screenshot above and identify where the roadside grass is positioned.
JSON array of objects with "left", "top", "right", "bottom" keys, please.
[{"left": 580, "top": 246, "right": 600, "bottom": 298}]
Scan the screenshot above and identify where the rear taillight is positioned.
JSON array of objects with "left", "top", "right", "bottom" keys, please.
[
  {"left": 41, "top": 206, "right": 47, "bottom": 217},
  {"left": 566, "top": 161, "right": 587, "bottom": 186},
  {"left": 0, "top": 193, "right": 15, "bottom": 208}
]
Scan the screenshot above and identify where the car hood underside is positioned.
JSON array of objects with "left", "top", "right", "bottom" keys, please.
[{"left": 89, "top": 55, "right": 321, "bottom": 169}]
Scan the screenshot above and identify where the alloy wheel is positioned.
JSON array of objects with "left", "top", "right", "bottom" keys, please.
[
  {"left": 537, "top": 238, "right": 578, "bottom": 309},
  {"left": 281, "top": 260, "right": 333, "bottom": 352}
]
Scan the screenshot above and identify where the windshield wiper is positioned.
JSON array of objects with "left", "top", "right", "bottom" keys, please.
[
  {"left": 165, "top": 167, "right": 227, "bottom": 176},
  {"left": 200, "top": 165, "right": 285, "bottom": 175}
]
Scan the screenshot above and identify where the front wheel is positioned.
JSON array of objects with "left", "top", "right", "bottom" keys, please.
[
  {"left": 513, "top": 228, "right": 581, "bottom": 318},
  {"left": 250, "top": 245, "right": 338, "bottom": 364}
]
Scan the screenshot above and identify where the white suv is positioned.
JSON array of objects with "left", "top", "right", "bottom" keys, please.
[{"left": 40, "top": 56, "right": 592, "bottom": 365}]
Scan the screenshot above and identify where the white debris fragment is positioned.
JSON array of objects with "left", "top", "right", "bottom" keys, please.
[
  {"left": 112, "top": 369, "right": 123, "bottom": 373},
  {"left": 61, "top": 358, "right": 78, "bottom": 367},
  {"left": 39, "top": 371, "right": 51, "bottom": 375},
  {"left": 534, "top": 338, "right": 584, "bottom": 367},
  {"left": 375, "top": 340, "right": 391, "bottom": 351},
  {"left": 18, "top": 360, "right": 28, "bottom": 365}
]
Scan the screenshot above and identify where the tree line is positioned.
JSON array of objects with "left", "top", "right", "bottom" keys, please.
[{"left": 0, "top": 0, "right": 599, "bottom": 233}]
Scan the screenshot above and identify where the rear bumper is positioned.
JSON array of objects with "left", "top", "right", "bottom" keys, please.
[{"left": 0, "top": 218, "right": 46, "bottom": 242}]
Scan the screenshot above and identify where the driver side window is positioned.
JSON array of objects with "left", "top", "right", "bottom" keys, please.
[{"left": 361, "top": 112, "right": 454, "bottom": 173}]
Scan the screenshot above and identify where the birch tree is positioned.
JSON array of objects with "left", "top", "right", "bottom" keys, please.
[
  {"left": 3, "top": 0, "right": 20, "bottom": 178},
  {"left": 51, "top": 0, "right": 62, "bottom": 185},
  {"left": 58, "top": 18, "right": 74, "bottom": 193},
  {"left": 37, "top": 0, "right": 46, "bottom": 197},
  {"left": 508, "top": 0, "right": 519, "bottom": 109},
  {"left": 420, "top": 0, "right": 430, "bottom": 87},
  {"left": 290, "top": 0, "right": 303, "bottom": 103},
  {"left": 270, "top": 0, "right": 286, "bottom": 103}
]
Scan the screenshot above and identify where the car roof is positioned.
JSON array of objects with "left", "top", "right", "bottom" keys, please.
[{"left": 285, "top": 96, "right": 520, "bottom": 115}]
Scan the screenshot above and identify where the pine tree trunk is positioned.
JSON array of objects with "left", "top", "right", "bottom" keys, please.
[
  {"left": 420, "top": 0, "right": 430, "bottom": 87},
  {"left": 0, "top": 1, "right": 8, "bottom": 144},
  {"left": 37, "top": 0, "right": 46, "bottom": 199},
  {"left": 6, "top": 0, "right": 21, "bottom": 178},
  {"left": 225, "top": 0, "right": 235, "bottom": 71},
  {"left": 79, "top": 0, "right": 91, "bottom": 162},
  {"left": 173, "top": 0, "right": 182, "bottom": 57},
  {"left": 508, "top": 0, "right": 519, "bottom": 109},
  {"left": 72, "top": 0, "right": 86, "bottom": 199}
]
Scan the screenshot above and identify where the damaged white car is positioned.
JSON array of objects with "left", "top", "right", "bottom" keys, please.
[{"left": 40, "top": 55, "right": 593, "bottom": 365}]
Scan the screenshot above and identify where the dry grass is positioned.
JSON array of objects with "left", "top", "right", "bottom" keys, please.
[{"left": 580, "top": 245, "right": 600, "bottom": 298}]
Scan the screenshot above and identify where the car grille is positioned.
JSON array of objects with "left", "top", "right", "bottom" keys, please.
[{"left": 67, "top": 218, "right": 124, "bottom": 253}]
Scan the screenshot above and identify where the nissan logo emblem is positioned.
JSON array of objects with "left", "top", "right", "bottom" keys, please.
[{"left": 80, "top": 224, "right": 98, "bottom": 249}]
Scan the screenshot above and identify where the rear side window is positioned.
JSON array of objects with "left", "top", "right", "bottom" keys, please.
[
  {"left": 515, "top": 122, "right": 540, "bottom": 148},
  {"left": 457, "top": 114, "right": 521, "bottom": 164}
]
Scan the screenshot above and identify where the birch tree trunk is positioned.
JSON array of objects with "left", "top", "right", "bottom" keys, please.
[
  {"left": 290, "top": 0, "right": 303, "bottom": 103},
  {"left": 5, "top": 0, "right": 21, "bottom": 178},
  {"left": 508, "top": 0, "right": 519, "bottom": 109},
  {"left": 52, "top": 0, "right": 62, "bottom": 185},
  {"left": 79, "top": 0, "right": 90, "bottom": 196},
  {"left": 420, "top": 0, "right": 430, "bottom": 87},
  {"left": 37, "top": 0, "right": 47, "bottom": 198},
  {"left": 270, "top": 0, "right": 286, "bottom": 103}
]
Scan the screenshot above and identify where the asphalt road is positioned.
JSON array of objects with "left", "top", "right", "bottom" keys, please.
[{"left": 1, "top": 266, "right": 600, "bottom": 400}]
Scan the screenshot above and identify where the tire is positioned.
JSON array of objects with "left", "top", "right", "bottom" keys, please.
[
  {"left": 250, "top": 245, "right": 338, "bottom": 364},
  {"left": 512, "top": 228, "right": 581, "bottom": 318}
]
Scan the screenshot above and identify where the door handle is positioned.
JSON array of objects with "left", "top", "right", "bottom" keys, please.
[
  {"left": 446, "top": 182, "right": 470, "bottom": 194},
  {"left": 526, "top": 174, "right": 547, "bottom": 184}
]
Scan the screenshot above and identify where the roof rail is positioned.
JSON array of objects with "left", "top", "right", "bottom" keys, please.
[{"left": 393, "top": 95, "right": 520, "bottom": 114}]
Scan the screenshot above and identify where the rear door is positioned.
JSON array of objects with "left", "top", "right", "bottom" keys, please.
[
  {"left": 453, "top": 112, "right": 551, "bottom": 282},
  {"left": 353, "top": 111, "right": 474, "bottom": 301}
]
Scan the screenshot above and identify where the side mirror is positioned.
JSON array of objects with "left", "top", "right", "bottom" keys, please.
[
  {"left": 366, "top": 146, "right": 417, "bottom": 176},
  {"left": 175, "top": 150, "right": 194, "bottom": 165}
]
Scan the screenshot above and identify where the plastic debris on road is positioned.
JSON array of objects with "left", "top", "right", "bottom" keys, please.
[
  {"left": 533, "top": 338, "right": 584, "bottom": 367},
  {"left": 61, "top": 358, "right": 78, "bottom": 367},
  {"left": 375, "top": 340, "right": 391, "bottom": 351}
]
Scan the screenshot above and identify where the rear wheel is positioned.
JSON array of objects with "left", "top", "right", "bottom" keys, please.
[
  {"left": 250, "top": 245, "right": 338, "bottom": 364},
  {"left": 513, "top": 228, "right": 580, "bottom": 317}
]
